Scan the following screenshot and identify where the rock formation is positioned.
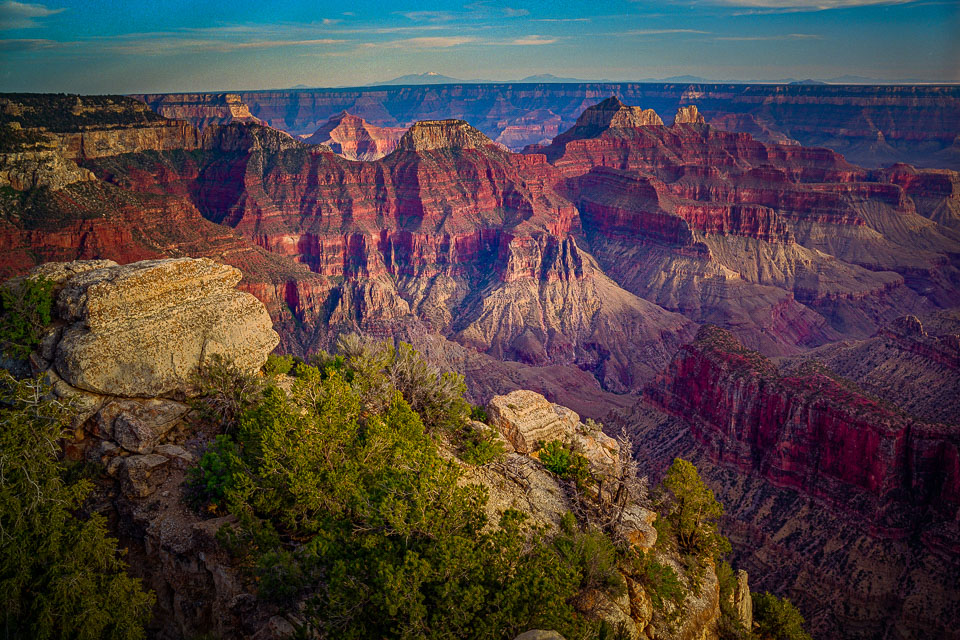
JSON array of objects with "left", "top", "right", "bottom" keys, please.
[
  {"left": 3, "top": 258, "right": 282, "bottom": 639},
  {"left": 303, "top": 111, "right": 406, "bottom": 160},
  {"left": 672, "top": 105, "right": 705, "bottom": 125},
  {"left": 395, "top": 119, "right": 504, "bottom": 152},
  {"left": 488, "top": 389, "right": 620, "bottom": 473},
  {"left": 40, "top": 258, "right": 278, "bottom": 397},
  {"left": 476, "top": 389, "right": 721, "bottom": 640}
]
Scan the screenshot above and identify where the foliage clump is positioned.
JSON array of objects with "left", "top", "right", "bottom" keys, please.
[
  {"left": 554, "top": 513, "right": 625, "bottom": 598},
  {"left": 262, "top": 353, "right": 295, "bottom": 376},
  {"left": 656, "top": 458, "right": 731, "bottom": 559},
  {"left": 0, "top": 275, "right": 54, "bottom": 360},
  {"left": 470, "top": 404, "right": 489, "bottom": 423},
  {"left": 631, "top": 551, "right": 685, "bottom": 611},
  {"left": 185, "top": 340, "right": 627, "bottom": 639},
  {"left": 753, "top": 592, "right": 813, "bottom": 640},
  {"left": 0, "top": 373, "right": 155, "bottom": 639},
  {"left": 539, "top": 440, "right": 594, "bottom": 490},
  {"left": 459, "top": 424, "right": 506, "bottom": 466}
]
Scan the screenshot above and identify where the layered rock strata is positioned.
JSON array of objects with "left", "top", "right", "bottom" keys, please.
[
  {"left": 645, "top": 325, "right": 960, "bottom": 528},
  {"left": 303, "top": 111, "right": 406, "bottom": 160},
  {"left": 625, "top": 325, "right": 960, "bottom": 640},
  {"left": 133, "top": 83, "right": 960, "bottom": 168},
  {"left": 38, "top": 258, "right": 278, "bottom": 397}
]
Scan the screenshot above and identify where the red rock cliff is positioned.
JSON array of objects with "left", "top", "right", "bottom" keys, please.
[{"left": 646, "top": 325, "right": 960, "bottom": 536}]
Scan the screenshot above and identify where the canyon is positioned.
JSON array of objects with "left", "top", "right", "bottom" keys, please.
[
  {"left": 133, "top": 83, "right": 960, "bottom": 169},
  {"left": 2, "top": 89, "right": 959, "bottom": 639}
]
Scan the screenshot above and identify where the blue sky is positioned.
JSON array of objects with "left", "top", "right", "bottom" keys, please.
[{"left": 0, "top": 0, "right": 957, "bottom": 92}]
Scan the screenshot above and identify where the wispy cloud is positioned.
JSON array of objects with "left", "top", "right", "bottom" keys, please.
[
  {"left": 503, "top": 7, "right": 530, "bottom": 17},
  {"left": 530, "top": 17, "right": 591, "bottom": 22},
  {"left": 363, "top": 35, "right": 478, "bottom": 49},
  {"left": 105, "top": 36, "right": 349, "bottom": 55},
  {"left": 359, "top": 33, "right": 557, "bottom": 51},
  {"left": 0, "top": 1, "right": 64, "bottom": 29},
  {"left": 503, "top": 35, "right": 557, "bottom": 45},
  {"left": 706, "top": 0, "right": 917, "bottom": 12},
  {"left": 398, "top": 11, "right": 455, "bottom": 22},
  {"left": 623, "top": 29, "right": 711, "bottom": 35},
  {"left": 0, "top": 36, "right": 62, "bottom": 50},
  {"left": 714, "top": 32, "right": 823, "bottom": 40}
]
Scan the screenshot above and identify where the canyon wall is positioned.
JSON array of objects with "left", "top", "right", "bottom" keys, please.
[
  {"left": 133, "top": 83, "right": 960, "bottom": 168},
  {"left": 624, "top": 324, "right": 960, "bottom": 639}
]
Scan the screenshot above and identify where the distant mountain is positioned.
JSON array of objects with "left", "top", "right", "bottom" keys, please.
[
  {"left": 519, "top": 73, "right": 599, "bottom": 83},
  {"left": 371, "top": 72, "right": 481, "bottom": 86},
  {"left": 824, "top": 74, "right": 884, "bottom": 84},
  {"left": 657, "top": 75, "right": 712, "bottom": 83},
  {"left": 790, "top": 79, "right": 828, "bottom": 85}
]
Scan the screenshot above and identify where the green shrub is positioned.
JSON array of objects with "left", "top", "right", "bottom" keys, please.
[
  {"left": 539, "top": 440, "right": 594, "bottom": 490},
  {"left": 459, "top": 426, "right": 505, "bottom": 466},
  {"left": 469, "top": 404, "right": 489, "bottom": 423},
  {"left": 753, "top": 592, "right": 812, "bottom": 640},
  {"left": 631, "top": 551, "right": 685, "bottom": 610},
  {"left": 553, "top": 513, "right": 625, "bottom": 599},
  {"left": 185, "top": 435, "right": 244, "bottom": 512},
  {"left": 0, "top": 275, "right": 54, "bottom": 360},
  {"left": 191, "top": 354, "right": 264, "bottom": 429},
  {"left": 657, "top": 458, "right": 731, "bottom": 559},
  {"left": 0, "top": 373, "right": 154, "bottom": 639},
  {"left": 388, "top": 342, "right": 470, "bottom": 432},
  {"left": 263, "top": 353, "right": 295, "bottom": 376}
]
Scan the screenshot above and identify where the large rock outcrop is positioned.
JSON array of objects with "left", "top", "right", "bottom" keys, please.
[
  {"left": 35, "top": 258, "right": 279, "bottom": 397},
  {"left": 3, "top": 257, "right": 284, "bottom": 638},
  {"left": 672, "top": 105, "right": 705, "bottom": 125},
  {"left": 479, "top": 390, "right": 720, "bottom": 640},
  {"left": 488, "top": 389, "right": 619, "bottom": 473},
  {"left": 395, "top": 119, "right": 501, "bottom": 152},
  {"left": 304, "top": 111, "right": 406, "bottom": 160}
]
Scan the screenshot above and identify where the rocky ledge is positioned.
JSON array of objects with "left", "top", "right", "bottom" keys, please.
[{"left": 396, "top": 119, "right": 501, "bottom": 152}]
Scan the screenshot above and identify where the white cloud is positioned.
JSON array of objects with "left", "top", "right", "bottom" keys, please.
[
  {"left": 363, "top": 36, "right": 478, "bottom": 49},
  {"left": 706, "top": 0, "right": 916, "bottom": 11},
  {"left": 714, "top": 32, "right": 823, "bottom": 40},
  {"left": 0, "top": 1, "right": 64, "bottom": 29},
  {"left": 623, "top": 29, "right": 710, "bottom": 35},
  {"left": 503, "top": 7, "right": 530, "bottom": 16},
  {"left": 504, "top": 35, "right": 558, "bottom": 45}
]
